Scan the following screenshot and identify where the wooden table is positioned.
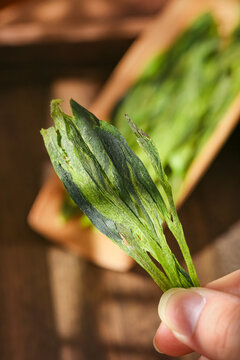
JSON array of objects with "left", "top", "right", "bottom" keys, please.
[{"left": 0, "top": 2, "right": 240, "bottom": 359}]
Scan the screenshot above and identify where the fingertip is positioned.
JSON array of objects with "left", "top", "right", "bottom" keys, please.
[
  {"left": 158, "top": 288, "right": 206, "bottom": 338},
  {"left": 153, "top": 335, "right": 162, "bottom": 354},
  {"left": 206, "top": 270, "right": 240, "bottom": 297},
  {"left": 153, "top": 322, "right": 193, "bottom": 356},
  {"left": 158, "top": 287, "right": 240, "bottom": 359}
]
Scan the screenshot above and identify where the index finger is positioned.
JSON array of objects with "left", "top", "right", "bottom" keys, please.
[{"left": 206, "top": 269, "right": 240, "bottom": 297}]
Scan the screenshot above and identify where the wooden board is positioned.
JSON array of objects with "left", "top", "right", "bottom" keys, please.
[
  {"left": 0, "top": 0, "right": 165, "bottom": 45},
  {"left": 28, "top": 0, "right": 240, "bottom": 270}
]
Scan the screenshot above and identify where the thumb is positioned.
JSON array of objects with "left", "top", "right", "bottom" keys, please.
[{"left": 158, "top": 287, "right": 240, "bottom": 360}]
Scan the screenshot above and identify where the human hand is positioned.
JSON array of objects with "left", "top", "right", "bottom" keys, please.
[{"left": 153, "top": 270, "right": 240, "bottom": 360}]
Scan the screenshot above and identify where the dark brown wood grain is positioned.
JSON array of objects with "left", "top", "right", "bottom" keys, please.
[
  {"left": 0, "top": 0, "right": 26, "bottom": 10},
  {"left": 0, "top": 0, "right": 167, "bottom": 46}
]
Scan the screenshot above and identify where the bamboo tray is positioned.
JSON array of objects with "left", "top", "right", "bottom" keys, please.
[{"left": 28, "top": 0, "right": 240, "bottom": 271}]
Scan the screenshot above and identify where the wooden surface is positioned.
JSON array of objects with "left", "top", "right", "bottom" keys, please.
[
  {"left": 0, "top": 0, "right": 166, "bottom": 45},
  {"left": 1, "top": 1, "right": 240, "bottom": 359},
  {"left": 0, "top": 0, "right": 24, "bottom": 10}
]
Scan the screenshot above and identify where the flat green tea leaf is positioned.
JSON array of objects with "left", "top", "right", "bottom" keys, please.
[{"left": 41, "top": 99, "right": 200, "bottom": 291}]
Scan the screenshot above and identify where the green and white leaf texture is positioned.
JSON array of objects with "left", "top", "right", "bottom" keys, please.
[{"left": 41, "top": 99, "right": 200, "bottom": 292}]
